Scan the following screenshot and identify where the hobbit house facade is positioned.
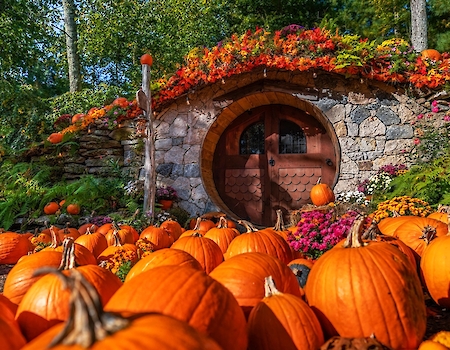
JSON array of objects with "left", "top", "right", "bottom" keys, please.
[{"left": 141, "top": 68, "right": 428, "bottom": 226}]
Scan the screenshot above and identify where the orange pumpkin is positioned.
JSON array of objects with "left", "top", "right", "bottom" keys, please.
[
  {"left": 71, "top": 113, "right": 84, "bottom": 124},
  {"left": 43, "top": 201, "right": 60, "bottom": 215},
  {"left": 125, "top": 248, "right": 203, "bottom": 282},
  {"left": 105, "top": 265, "right": 248, "bottom": 350},
  {"left": 247, "top": 276, "right": 324, "bottom": 350},
  {"left": 140, "top": 225, "right": 174, "bottom": 250},
  {"left": 305, "top": 217, "right": 426, "bottom": 349},
  {"left": 3, "top": 250, "right": 63, "bottom": 304},
  {"left": 170, "top": 232, "right": 224, "bottom": 274},
  {"left": 16, "top": 239, "right": 122, "bottom": 341},
  {"left": 78, "top": 222, "right": 99, "bottom": 235},
  {"left": 97, "top": 230, "right": 138, "bottom": 265},
  {"left": 74, "top": 226, "right": 108, "bottom": 259},
  {"left": 47, "top": 132, "right": 63, "bottom": 144},
  {"left": 310, "top": 178, "right": 335, "bottom": 206},
  {"left": 421, "top": 49, "right": 442, "bottom": 61},
  {"left": 421, "top": 232, "right": 450, "bottom": 308},
  {"left": 0, "top": 302, "right": 26, "bottom": 350},
  {"left": 21, "top": 269, "right": 221, "bottom": 350},
  {"left": 66, "top": 203, "right": 81, "bottom": 215},
  {"left": 393, "top": 216, "right": 448, "bottom": 258},
  {"left": 204, "top": 216, "right": 240, "bottom": 254},
  {"left": 160, "top": 218, "right": 183, "bottom": 241},
  {"left": 224, "top": 220, "right": 293, "bottom": 264},
  {"left": 0, "top": 232, "right": 32, "bottom": 264},
  {"left": 377, "top": 215, "right": 416, "bottom": 236},
  {"left": 209, "top": 252, "right": 302, "bottom": 317}
]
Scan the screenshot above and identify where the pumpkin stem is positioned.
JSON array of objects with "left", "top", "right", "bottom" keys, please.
[
  {"left": 419, "top": 225, "right": 437, "bottom": 244},
  {"left": 361, "top": 221, "right": 381, "bottom": 240},
  {"left": 58, "top": 238, "right": 77, "bottom": 270},
  {"left": 316, "top": 177, "right": 321, "bottom": 185},
  {"left": 343, "top": 216, "right": 368, "bottom": 248},
  {"left": 216, "top": 216, "right": 228, "bottom": 229},
  {"left": 238, "top": 220, "right": 258, "bottom": 233},
  {"left": 48, "top": 226, "right": 62, "bottom": 249},
  {"left": 193, "top": 217, "right": 203, "bottom": 231},
  {"left": 273, "top": 209, "right": 286, "bottom": 231},
  {"left": 111, "top": 230, "right": 124, "bottom": 247},
  {"left": 264, "top": 276, "right": 282, "bottom": 297},
  {"left": 32, "top": 268, "right": 129, "bottom": 348}
]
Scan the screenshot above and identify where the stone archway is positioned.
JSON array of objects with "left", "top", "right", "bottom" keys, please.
[{"left": 200, "top": 91, "right": 341, "bottom": 224}]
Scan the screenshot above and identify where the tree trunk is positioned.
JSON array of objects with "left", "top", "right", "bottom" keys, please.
[
  {"left": 410, "top": 0, "right": 428, "bottom": 52},
  {"left": 62, "top": 0, "right": 81, "bottom": 92}
]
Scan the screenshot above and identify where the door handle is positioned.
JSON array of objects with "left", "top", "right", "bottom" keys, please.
[
  {"left": 269, "top": 157, "right": 275, "bottom": 166},
  {"left": 325, "top": 158, "right": 333, "bottom": 166}
]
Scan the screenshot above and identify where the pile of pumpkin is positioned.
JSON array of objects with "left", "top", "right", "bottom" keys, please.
[{"left": 1, "top": 201, "right": 450, "bottom": 350}]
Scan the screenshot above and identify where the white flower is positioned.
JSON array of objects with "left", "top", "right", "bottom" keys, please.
[
  {"left": 336, "top": 191, "right": 370, "bottom": 206},
  {"left": 366, "top": 172, "right": 393, "bottom": 194}
]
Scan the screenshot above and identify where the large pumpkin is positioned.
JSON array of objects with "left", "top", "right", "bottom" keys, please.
[
  {"left": 305, "top": 217, "right": 426, "bottom": 349},
  {"left": 209, "top": 252, "right": 301, "bottom": 317},
  {"left": 310, "top": 178, "right": 335, "bottom": 206},
  {"left": 247, "top": 276, "right": 324, "bottom": 350},
  {"left": 21, "top": 269, "right": 221, "bottom": 350},
  {"left": 105, "top": 264, "right": 248, "bottom": 350}
]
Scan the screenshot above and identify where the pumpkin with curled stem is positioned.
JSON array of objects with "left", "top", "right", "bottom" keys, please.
[
  {"left": 16, "top": 239, "right": 123, "bottom": 342},
  {"left": 21, "top": 268, "right": 222, "bottom": 350}
]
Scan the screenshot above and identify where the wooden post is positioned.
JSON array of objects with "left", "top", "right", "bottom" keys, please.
[{"left": 138, "top": 57, "right": 156, "bottom": 224}]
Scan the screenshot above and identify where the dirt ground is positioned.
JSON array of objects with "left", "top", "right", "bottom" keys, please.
[{"left": 0, "top": 263, "right": 449, "bottom": 342}]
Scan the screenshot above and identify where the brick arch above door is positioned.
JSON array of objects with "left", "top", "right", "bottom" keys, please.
[{"left": 200, "top": 90, "right": 341, "bottom": 224}]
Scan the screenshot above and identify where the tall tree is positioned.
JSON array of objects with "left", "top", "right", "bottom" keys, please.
[
  {"left": 62, "top": 0, "right": 81, "bottom": 92},
  {"left": 410, "top": 0, "right": 428, "bottom": 51}
]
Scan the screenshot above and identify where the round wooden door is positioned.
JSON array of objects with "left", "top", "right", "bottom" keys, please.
[{"left": 213, "top": 104, "right": 336, "bottom": 227}]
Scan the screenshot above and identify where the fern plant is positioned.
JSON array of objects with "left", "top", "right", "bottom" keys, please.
[{"left": 379, "top": 154, "right": 450, "bottom": 208}]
